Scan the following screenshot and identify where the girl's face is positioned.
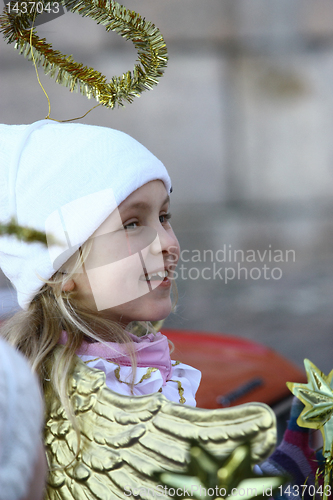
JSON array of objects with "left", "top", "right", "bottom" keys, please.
[{"left": 70, "top": 181, "right": 180, "bottom": 325}]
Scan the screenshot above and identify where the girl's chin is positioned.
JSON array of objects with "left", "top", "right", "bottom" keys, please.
[
  {"left": 91, "top": 292, "right": 173, "bottom": 324},
  {"left": 126, "top": 303, "right": 173, "bottom": 325},
  {"left": 132, "top": 308, "right": 172, "bottom": 324}
]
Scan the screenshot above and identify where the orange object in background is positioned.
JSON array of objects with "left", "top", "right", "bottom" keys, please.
[{"left": 162, "top": 329, "right": 306, "bottom": 412}]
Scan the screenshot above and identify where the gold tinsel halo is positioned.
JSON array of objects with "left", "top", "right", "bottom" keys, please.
[{"left": 0, "top": 0, "right": 168, "bottom": 108}]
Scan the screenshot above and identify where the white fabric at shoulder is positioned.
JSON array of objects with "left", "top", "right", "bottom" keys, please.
[{"left": 0, "top": 338, "right": 43, "bottom": 500}]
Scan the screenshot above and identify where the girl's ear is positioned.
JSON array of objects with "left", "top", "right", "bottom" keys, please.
[{"left": 61, "top": 279, "right": 75, "bottom": 293}]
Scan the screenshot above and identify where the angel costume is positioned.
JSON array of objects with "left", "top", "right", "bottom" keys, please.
[
  {"left": 0, "top": 121, "right": 276, "bottom": 499},
  {"left": 45, "top": 331, "right": 320, "bottom": 500},
  {"left": 44, "top": 344, "right": 277, "bottom": 500}
]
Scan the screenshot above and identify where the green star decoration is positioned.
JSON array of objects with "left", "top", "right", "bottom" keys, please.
[
  {"left": 287, "top": 359, "right": 333, "bottom": 458},
  {"left": 287, "top": 359, "right": 333, "bottom": 500},
  {"left": 158, "top": 442, "right": 285, "bottom": 500}
]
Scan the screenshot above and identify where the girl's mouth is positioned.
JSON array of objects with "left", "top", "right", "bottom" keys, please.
[{"left": 139, "top": 269, "right": 169, "bottom": 282}]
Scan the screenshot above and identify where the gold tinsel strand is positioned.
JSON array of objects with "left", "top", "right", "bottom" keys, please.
[
  {"left": 0, "top": 219, "right": 49, "bottom": 245},
  {"left": 0, "top": 0, "right": 168, "bottom": 108}
]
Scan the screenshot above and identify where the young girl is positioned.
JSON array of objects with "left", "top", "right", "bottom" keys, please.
[
  {"left": 0, "top": 119, "right": 200, "bottom": 405},
  {"left": 0, "top": 119, "right": 210, "bottom": 498},
  {"left": 0, "top": 120, "right": 318, "bottom": 499}
]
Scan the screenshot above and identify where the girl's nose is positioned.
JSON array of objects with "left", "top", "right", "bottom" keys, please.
[{"left": 150, "top": 225, "right": 179, "bottom": 261}]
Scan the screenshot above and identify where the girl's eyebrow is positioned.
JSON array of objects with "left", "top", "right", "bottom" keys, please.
[
  {"left": 124, "top": 195, "right": 170, "bottom": 211},
  {"left": 161, "top": 194, "right": 170, "bottom": 207}
]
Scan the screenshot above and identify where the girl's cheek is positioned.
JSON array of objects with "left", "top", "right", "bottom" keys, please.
[{"left": 168, "top": 232, "right": 180, "bottom": 265}]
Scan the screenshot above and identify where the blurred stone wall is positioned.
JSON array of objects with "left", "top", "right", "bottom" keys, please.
[
  {"left": 1, "top": 1, "right": 333, "bottom": 371},
  {"left": 1, "top": 0, "right": 333, "bottom": 205}
]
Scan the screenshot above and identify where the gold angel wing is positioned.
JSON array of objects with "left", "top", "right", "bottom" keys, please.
[{"left": 44, "top": 355, "right": 276, "bottom": 500}]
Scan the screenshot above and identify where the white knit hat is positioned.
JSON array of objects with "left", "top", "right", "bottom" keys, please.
[
  {"left": 0, "top": 120, "right": 171, "bottom": 309},
  {"left": 0, "top": 338, "right": 44, "bottom": 500}
]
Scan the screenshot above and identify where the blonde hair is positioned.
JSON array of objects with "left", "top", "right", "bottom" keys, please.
[{"left": 0, "top": 242, "right": 176, "bottom": 447}]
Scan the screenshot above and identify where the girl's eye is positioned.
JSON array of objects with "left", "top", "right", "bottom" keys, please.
[
  {"left": 123, "top": 213, "right": 171, "bottom": 230},
  {"left": 159, "top": 213, "right": 172, "bottom": 224},
  {"left": 123, "top": 221, "right": 139, "bottom": 230}
]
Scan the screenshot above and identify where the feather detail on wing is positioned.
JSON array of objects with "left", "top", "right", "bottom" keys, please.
[{"left": 44, "top": 354, "right": 276, "bottom": 500}]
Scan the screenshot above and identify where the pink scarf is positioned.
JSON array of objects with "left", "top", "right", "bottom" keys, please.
[{"left": 59, "top": 331, "right": 172, "bottom": 384}]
